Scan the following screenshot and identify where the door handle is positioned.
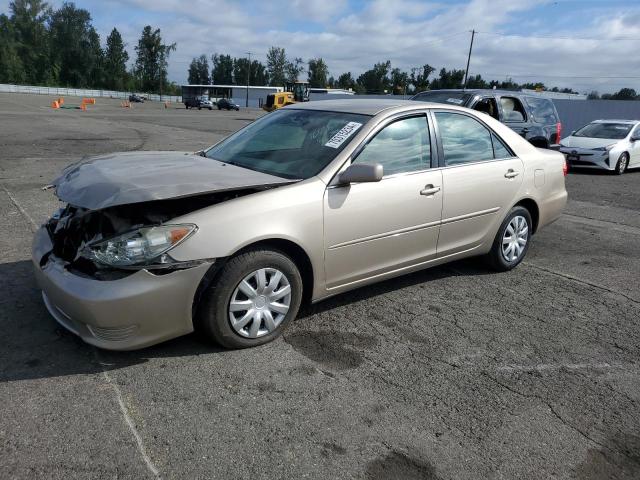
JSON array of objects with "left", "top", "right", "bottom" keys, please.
[
  {"left": 504, "top": 169, "right": 519, "bottom": 179},
  {"left": 420, "top": 184, "right": 441, "bottom": 196}
]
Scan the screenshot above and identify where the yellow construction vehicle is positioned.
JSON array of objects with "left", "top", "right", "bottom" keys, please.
[{"left": 263, "top": 81, "right": 310, "bottom": 112}]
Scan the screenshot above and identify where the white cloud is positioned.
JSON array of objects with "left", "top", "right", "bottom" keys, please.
[{"left": 30, "top": 0, "right": 640, "bottom": 94}]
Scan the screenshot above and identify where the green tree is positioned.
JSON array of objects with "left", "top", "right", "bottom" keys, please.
[
  {"left": 285, "top": 57, "right": 304, "bottom": 83},
  {"left": 188, "top": 54, "right": 209, "bottom": 84},
  {"left": 336, "top": 72, "right": 356, "bottom": 90},
  {"left": 357, "top": 61, "right": 391, "bottom": 94},
  {"left": 307, "top": 57, "right": 328, "bottom": 87},
  {"left": 233, "top": 57, "right": 249, "bottom": 85},
  {"left": 48, "top": 2, "right": 103, "bottom": 87},
  {"left": 251, "top": 60, "right": 268, "bottom": 85},
  {"left": 0, "top": 13, "right": 26, "bottom": 83},
  {"left": 211, "top": 53, "right": 233, "bottom": 84},
  {"left": 266, "top": 46, "right": 287, "bottom": 86},
  {"left": 134, "top": 25, "right": 175, "bottom": 93},
  {"left": 430, "top": 68, "right": 465, "bottom": 89},
  {"left": 104, "top": 28, "right": 129, "bottom": 90},
  {"left": 409, "top": 64, "right": 434, "bottom": 93},
  {"left": 9, "top": 0, "right": 51, "bottom": 84},
  {"left": 390, "top": 67, "right": 409, "bottom": 95},
  {"left": 465, "top": 74, "right": 488, "bottom": 89},
  {"left": 587, "top": 91, "right": 600, "bottom": 100},
  {"left": 611, "top": 88, "right": 637, "bottom": 100}
]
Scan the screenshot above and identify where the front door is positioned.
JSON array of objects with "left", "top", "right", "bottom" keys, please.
[
  {"left": 433, "top": 111, "right": 524, "bottom": 255},
  {"left": 324, "top": 115, "right": 442, "bottom": 289}
]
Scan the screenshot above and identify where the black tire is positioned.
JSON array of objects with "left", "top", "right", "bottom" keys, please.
[
  {"left": 185, "top": 105, "right": 189, "bottom": 109},
  {"left": 208, "top": 107, "right": 212, "bottom": 110},
  {"left": 218, "top": 106, "right": 222, "bottom": 110},
  {"left": 196, "top": 249, "right": 303, "bottom": 349},
  {"left": 198, "top": 106, "right": 201, "bottom": 110},
  {"left": 614, "top": 153, "right": 629, "bottom": 175},
  {"left": 486, "top": 206, "right": 532, "bottom": 272}
]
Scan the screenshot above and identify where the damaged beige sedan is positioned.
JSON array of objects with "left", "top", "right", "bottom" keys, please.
[{"left": 33, "top": 99, "right": 567, "bottom": 350}]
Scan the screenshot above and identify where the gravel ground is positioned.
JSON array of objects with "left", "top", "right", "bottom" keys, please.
[{"left": 0, "top": 93, "right": 638, "bottom": 480}]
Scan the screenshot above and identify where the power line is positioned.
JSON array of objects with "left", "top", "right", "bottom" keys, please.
[
  {"left": 472, "top": 72, "right": 640, "bottom": 79},
  {"left": 476, "top": 30, "right": 640, "bottom": 42}
]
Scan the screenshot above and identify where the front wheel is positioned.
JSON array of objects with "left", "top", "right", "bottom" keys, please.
[
  {"left": 196, "top": 249, "right": 303, "bottom": 349},
  {"left": 614, "top": 153, "right": 628, "bottom": 175},
  {"left": 486, "top": 206, "right": 532, "bottom": 272}
]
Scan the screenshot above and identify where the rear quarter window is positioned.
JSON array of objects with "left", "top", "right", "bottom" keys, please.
[{"left": 525, "top": 97, "right": 558, "bottom": 124}]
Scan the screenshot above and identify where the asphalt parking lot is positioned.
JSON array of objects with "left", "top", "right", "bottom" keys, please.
[{"left": 1, "top": 93, "right": 639, "bottom": 480}]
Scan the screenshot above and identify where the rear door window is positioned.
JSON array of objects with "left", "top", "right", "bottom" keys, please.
[
  {"left": 435, "top": 112, "right": 495, "bottom": 165},
  {"left": 499, "top": 97, "right": 527, "bottom": 123},
  {"left": 525, "top": 97, "right": 558, "bottom": 124}
]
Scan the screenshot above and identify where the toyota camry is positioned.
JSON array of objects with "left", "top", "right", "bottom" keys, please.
[{"left": 33, "top": 99, "right": 568, "bottom": 350}]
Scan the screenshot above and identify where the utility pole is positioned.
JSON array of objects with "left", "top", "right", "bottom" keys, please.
[
  {"left": 245, "top": 52, "right": 252, "bottom": 108},
  {"left": 463, "top": 29, "right": 475, "bottom": 90}
]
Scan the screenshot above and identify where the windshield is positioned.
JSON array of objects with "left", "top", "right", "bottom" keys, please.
[
  {"left": 574, "top": 122, "right": 632, "bottom": 139},
  {"left": 411, "top": 91, "right": 472, "bottom": 106},
  {"left": 205, "top": 109, "right": 370, "bottom": 179}
]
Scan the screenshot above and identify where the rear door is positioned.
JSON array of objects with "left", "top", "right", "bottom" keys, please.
[
  {"left": 433, "top": 110, "right": 524, "bottom": 256},
  {"left": 498, "top": 96, "right": 532, "bottom": 139},
  {"left": 323, "top": 114, "right": 442, "bottom": 289}
]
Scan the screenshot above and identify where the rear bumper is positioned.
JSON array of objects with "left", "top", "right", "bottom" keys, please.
[
  {"left": 32, "top": 226, "right": 212, "bottom": 350},
  {"left": 538, "top": 189, "right": 568, "bottom": 230}
]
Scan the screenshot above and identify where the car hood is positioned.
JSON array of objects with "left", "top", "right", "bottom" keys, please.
[
  {"left": 561, "top": 136, "right": 621, "bottom": 149},
  {"left": 52, "top": 151, "right": 295, "bottom": 210}
]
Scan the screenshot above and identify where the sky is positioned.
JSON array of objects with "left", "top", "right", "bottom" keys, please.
[{"left": 2, "top": 0, "right": 640, "bottom": 94}]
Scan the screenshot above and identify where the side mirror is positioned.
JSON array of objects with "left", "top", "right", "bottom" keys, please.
[
  {"left": 570, "top": 130, "right": 576, "bottom": 136},
  {"left": 631, "top": 136, "right": 639, "bottom": 142},
  {"left": 338, "top": 163, "right": 383, "bottom": 184}
]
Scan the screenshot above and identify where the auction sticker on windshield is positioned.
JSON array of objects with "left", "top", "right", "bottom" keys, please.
[{"left": 325, "top": 122, "right": 363, "bottom": 148}]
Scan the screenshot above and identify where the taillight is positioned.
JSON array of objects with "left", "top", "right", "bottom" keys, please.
[
  {"left": 556, "top": 122, "right": 562, "bottom": 144},
  {"left": 562, "top": 159, "right": 568, "bottom": 176}
]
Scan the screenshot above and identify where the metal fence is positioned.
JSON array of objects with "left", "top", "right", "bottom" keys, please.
[
  {"left": 0, "top": 83, "right": 182, "bottom": 103},
  {"left": 310, "top": 93, "right": 640, "bottom": 137}
]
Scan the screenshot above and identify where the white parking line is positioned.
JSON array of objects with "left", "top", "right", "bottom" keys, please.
[
  {"left": 1, "top": 185, "right": 38, "bottom": 232},
  {"left": 496, "top": 362, "right": 624, "bottom": 372},
  {"left": 94, "top": 350, "right": 161, "bottom": 479}
]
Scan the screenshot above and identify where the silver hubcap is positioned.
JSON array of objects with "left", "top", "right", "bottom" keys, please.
[
  {"left": 229, "top": 268, "right": 291, "bottom": 338},
  {"left": 619, "top": 156, "right": 627, "bottom": 173},
  {"left": 502, "top": 215, "right": 529, "bottom": 262}
]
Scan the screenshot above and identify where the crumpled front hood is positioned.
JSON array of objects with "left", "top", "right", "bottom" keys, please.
[{"left": 52, "top": 151, "right": 294, "bottom": 210}]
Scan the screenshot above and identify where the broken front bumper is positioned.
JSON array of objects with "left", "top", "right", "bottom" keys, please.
[{"left": 32, "top": 226, "right": 212, "bottom": 350}]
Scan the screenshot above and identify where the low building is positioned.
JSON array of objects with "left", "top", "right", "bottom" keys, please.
[{"left": 181, "top": 84, "right": 283, "bottom": 108}]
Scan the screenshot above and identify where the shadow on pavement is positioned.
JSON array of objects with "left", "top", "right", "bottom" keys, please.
[{"left": 1, "top": 256, "right": 493, "bottom": 383}]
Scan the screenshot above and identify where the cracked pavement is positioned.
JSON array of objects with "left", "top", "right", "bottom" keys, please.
[{"left": 0, "top": 93, "right": 639, "bottom": 479}]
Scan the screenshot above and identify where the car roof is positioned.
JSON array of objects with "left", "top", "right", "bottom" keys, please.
[
  {"left": 413, "top": 88, "right": 543, "bottom": 98},
  {"left": 591, "top": 119, "right": 640, "bottom": 124},
  {"left": 285, "top": 99, "right": 430, "bottom": 116}
]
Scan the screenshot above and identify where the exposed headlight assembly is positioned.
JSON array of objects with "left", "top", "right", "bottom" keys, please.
[{"left": 82, "top": 224, "right": 197, "bottom": 268}]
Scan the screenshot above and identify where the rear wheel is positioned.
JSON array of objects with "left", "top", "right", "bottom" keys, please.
[
  {"left": 614, "top": 153, "right": 629, "bottom": 175},
  {"left": 486, "top": 206, "right": 532, "bottom": 272},
  {"left": 196, "top": 249, "right": 303, "bottom": 349}
]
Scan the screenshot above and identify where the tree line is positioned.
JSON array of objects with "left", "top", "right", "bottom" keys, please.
[
  {"left": 2, "top": 2, "right": 638, "bottom": 100},
  {"left": 192, "top": 47, "right": 639, "bottom": 100},
  {"left": 0, "top": 0, "right": 180, "bottom": 94}
]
